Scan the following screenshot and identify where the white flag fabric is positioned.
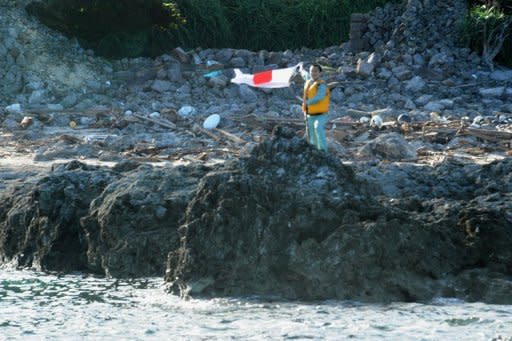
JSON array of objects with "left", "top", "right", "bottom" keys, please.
[{"left": 231, "top": 63, "right": 302, "bottom": 88}]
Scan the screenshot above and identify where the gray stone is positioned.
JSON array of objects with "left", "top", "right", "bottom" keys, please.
[
  {"left": 267, "top": 51, "right": 282, "bottom": 65},
  {"left": 114, "top": 70, "right": 136, "bottom": 81},
  {"left": 167, "top": 64, "right": 182, "bottom": 82},
  {"left": 0, "top": 43, "right": 7, "bottom": 56},
  {"left": 392, "top": 65, "right": 412, "bottom": 81},
  {"left": 192, "top": 53, "right": 202, "bottom": 65},
  {"left": 438, "top": 99, "right": 454, "bottom": 109},
  {"left": 230, "top": 57, "right": 245, "bottom": 68},
  {"left": 156, "top": 68, "right": 168, "bottom": 79},
  {"left": 61, "top": 93, "right": 78, "bottom": 108},
  {"left": 215, "top": 49, "right": 233, "bottom": 64},
  {"left": 489, "top": 70, "right": 512, "bottom": 81},
  {"left": 358, "top": 132, "right": 417, "bottom": 160},
  {"left": 357, "top": 57, "right": 376, "bottom": 77},
  {"left": 330, "top": 88, "right": 344, "bottom": 103},
  {"left": 4, "top": 103, "right": 22, "bottom": 114},
  {"left": 238, "top": 84, "right": 258, "bottom": 102},
  {"left": 207, "top": 76, "right": 228, "bottom": 88},
  {"left": 50, "top": 113, "right": 71, "bottom": 126},
  {"left": 46, "top": 104, "right": 64, "bottom": 111},
  {"left": 376, "top": 67, "right": 392, "bottom": 79},
  {"left": 135, "top": 68, "right": 157, "bottom": 82},
  {"left": 405, "top": 76, "right": 426, "bottom": 92},
  {"left": 2, "top": 117, "right": 19, "bottom": 130},
  {"left": 177, "top": 83, "right": 191, "bottom": 96},
  {"left": 178, "top": 105, "right": 197, "bottom": 117},
  {"left": 479, "top": 87, "right": 505, "bottom": 97},
  {"left": 26, "top": 80, "right": 43, "bottom": 91},
  {"left": 15, "top": 53, "right": 25, "bottom": 66},
  {"left": 424, "top": 101, "right": 444, "bottom": 112},
  {"left": 404, "top": 98, "right": 416, "bottom": 110},
  {"left": 151, "top": 80, "right": 172, "bottom": 93},
  {"left": 28, "top": 89, "right": 47, "bottom": 104},
  {"left": 415, "top": 94, "right": 433, "bottom": 106},
  {"left": 223, "top": 86, "right": 239, "bottom": 99},
  {"left": 413, "top": 53, "right": 425, "bottom": 66}
]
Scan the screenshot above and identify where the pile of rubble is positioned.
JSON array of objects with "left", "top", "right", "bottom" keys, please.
[{"left": 0, "top": 0, "right": 511, "bottom": 171}]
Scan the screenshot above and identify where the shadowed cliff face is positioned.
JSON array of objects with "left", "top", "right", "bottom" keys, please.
[
  {"left": 81, "top": 162, "right": 209, "bottom": 277},
  {"left": 165, "top": 127, "right": 512, "bottom": 303},
  {"left": 0, "top": 160, "right": 209, "bottom": 277},
  {"left": 0, "top": 161, "right": 115, "bottom": 272}
]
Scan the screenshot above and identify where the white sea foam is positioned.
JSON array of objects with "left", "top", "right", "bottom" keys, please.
[{"left": 1, "top": 269, "right": 511, "bottom": 340}]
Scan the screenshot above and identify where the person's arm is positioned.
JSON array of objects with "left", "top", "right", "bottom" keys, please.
[{"left": 306, "top": 83, "right": 327, "bottom": 105}]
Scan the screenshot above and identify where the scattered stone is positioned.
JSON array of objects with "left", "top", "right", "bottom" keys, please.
[
  {"left": 203, "top": 114, "right": 221, "bottom": 130},
  {"left": 358, "top": 132, "right": 417, "bottom": 160},
  {"left": 171, "top": 47, "right": 190, "bottom": 64},
  {"left": 5, "top": 103, "right": 21, "bottom": 114},
  {"left": 479, "top": 87, "right": 506, "bottom": 97},
  {"left": 178, "top": 105, "right": 197, "bottom": 117},
  {"left": 370, "top": 114, "right": 383, "bottom": 128}
]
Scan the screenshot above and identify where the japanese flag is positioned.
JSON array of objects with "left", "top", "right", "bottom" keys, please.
[{"left": 231, "top": 63, "right": 302, "bottom": 88}]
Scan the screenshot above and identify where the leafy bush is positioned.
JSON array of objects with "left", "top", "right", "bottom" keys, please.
[
  {"left": 171, "top": 0, "right": 234, "bottom": 48},
  {"left": 173, "top": 0, "right": 400, "bottom": 51},
  {"left": 26, "top": 0, "right": 400, "bottom": 58},
  {"left": 459, "top": 1, "right": 512, "bottom": 66}
]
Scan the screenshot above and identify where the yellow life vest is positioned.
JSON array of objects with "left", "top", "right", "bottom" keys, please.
[{"left": 302, "top": 79, "right": 330, "bottom": 115}]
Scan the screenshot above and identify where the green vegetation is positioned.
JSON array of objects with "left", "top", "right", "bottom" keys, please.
[
  {"left": 25, "top": 0, "right": 511, "bottom": 65},
  {"left": 171, "top": 0, "right": 400, "bottom": 50},
  {"left": 459, "top": 0, "right": 512, "bottom": 66},
  {"left": 25, "top": 0, "right": 400, "bottom": 58}
]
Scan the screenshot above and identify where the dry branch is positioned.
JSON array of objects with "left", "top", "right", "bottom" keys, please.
[{"left": 133, "top": 113, "right": 176, "bottom": 129}]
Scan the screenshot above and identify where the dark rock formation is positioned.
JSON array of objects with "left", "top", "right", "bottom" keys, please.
[
  {"left": 0, "top": 130, "right": 511, "bottom": 303},
  {"left": 165, "top": 128, "right": 512, "bottom": 303},
  {"left": 0, "top": 161, "right": 115, "bottom": 272},
  {"left": 82, "top": 162, "right": 209, "bottom": 277},
  {"left": 0, "top": 159, "right": 210, "bottom": 277}
]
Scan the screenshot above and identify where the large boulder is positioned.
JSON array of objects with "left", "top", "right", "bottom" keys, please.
[
  {"left": 0, "top": 161, "right": 115, "bottom": 272},
  {"left": 82, "top": 163, "right": 209, "bottom": 277},
  {"left": 164, "top": 127, "right": 512, "bottom": 302}
]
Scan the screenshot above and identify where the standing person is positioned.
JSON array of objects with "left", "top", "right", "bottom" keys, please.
[{"left": 302, "top": 63, "right": 330, "bottom": 152}]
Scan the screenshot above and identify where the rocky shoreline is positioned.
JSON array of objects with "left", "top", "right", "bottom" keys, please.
[
  {"left": 1, "top": 0, "right": 511, "bottom": 303},
  {"left": 1, "top": 127, "right": 511, "bottom": 303}
]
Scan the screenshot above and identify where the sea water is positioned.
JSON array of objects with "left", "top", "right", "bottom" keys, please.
[{"left": 1, "top": 269, "right": 511, "bottom": 340}]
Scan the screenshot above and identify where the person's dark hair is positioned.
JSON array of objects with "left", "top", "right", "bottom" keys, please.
[{"left": 311, "top": 63, "right": 322, "bottom": 72}]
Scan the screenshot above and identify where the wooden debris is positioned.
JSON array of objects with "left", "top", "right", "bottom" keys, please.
[
  {"left": 133, "top": 113, "right": 176, "bottom": 129},
  {"left": 20, "top": 116, "right": 33, "bottom": 129},
  {"left": 327, "top": 82, "right": 339, "bottom": 90},
  {"left": 213, "top": 128, "right": 246, "bottom": 144},
  {"left": 463, "top": 126, "right": 512, "bottom": 143},
  {"left": 192, "top": 124, "right": 222, "bottom": 142},
  {"left": 59, "top": 134, "right": 82, "bottom": 144},
  {"left": 25, "top": 105, "right": 114, "bottom": 115},
  {"left": 346, "top": 108, "right": 392, "bottom": 117}
]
